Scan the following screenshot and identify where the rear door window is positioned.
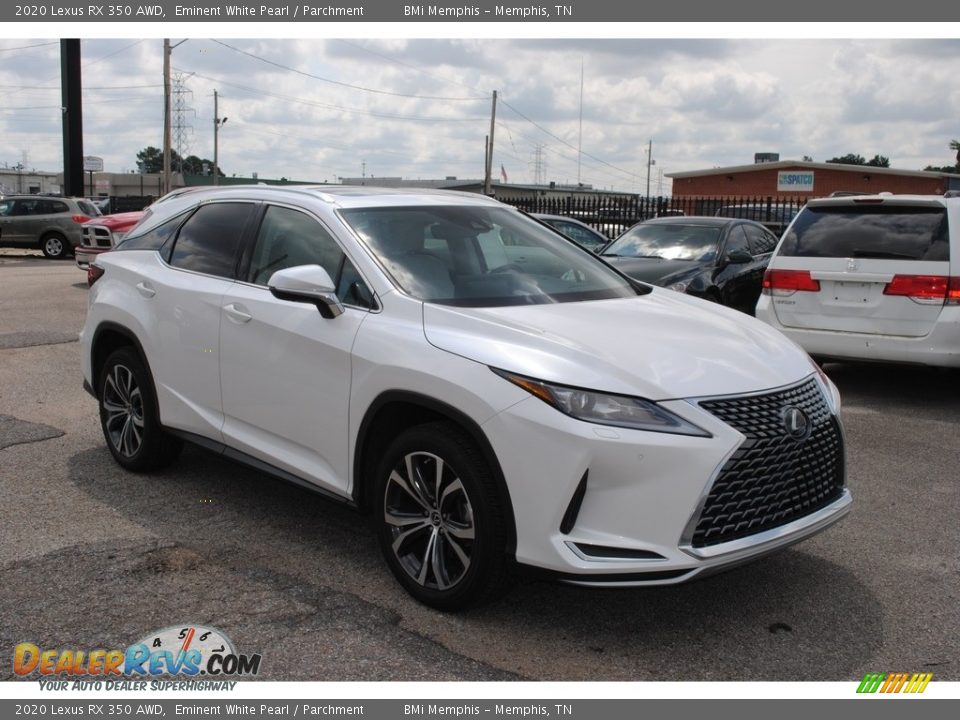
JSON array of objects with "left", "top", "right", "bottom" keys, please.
[
  {"left": 779, "top": 205, "right": 948, "bottom": 261},
  {"left": 168, "top": 202, "right": 255, "bottom": 278}
]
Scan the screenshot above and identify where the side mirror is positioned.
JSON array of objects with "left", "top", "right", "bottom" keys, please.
[
  {"left": 724, "top": 249, "right": 753, "bottom": 265},
  {"left": 268, "top": 264, "right": 344, "bottom": 319}
]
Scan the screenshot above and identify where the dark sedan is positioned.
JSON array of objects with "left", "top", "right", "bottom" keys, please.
[
  {"left": 532, "top": 213, "right": 611, "bottom": 251},
  {"left": 600, "top": 216, "right": 778, "bottom": 314}
]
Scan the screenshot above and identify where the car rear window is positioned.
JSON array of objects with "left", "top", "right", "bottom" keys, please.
[{"left": 779, "top": 205, "right": 949, "bottom": 261}]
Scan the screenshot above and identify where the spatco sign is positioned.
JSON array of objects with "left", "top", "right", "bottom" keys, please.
[{"left": 777, "top": 171, "right": 814, "bottom": 192}]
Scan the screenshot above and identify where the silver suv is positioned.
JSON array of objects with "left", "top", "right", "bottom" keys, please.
[{"left": 0, "top": 195, "right": 101, "bottom": 259}]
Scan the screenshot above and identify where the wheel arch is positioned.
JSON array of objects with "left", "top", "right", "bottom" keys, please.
[
  {"left": 90, "top": 322, "right": 154, "bottom": 399},
  {"left": 353, "top": 390, "right": 518, "bottom": 558}
]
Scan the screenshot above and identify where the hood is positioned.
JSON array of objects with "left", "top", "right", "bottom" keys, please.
[
  {"left": 84, "top": 212, "right": 144, "bottom": 230},
  {"left": 422, "top": 291, "right": 812, "bottom": 401},
  {"left": 602, "top": 256, "right": 704, "bottom": 286}
]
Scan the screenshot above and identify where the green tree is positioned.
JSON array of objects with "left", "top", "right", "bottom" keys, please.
[
  {"left": 866, "top": 155, "right": 890, "bottom": 168},
  {"left": 950, "top": 139, "right": 960, "bottom": 167},
  {"left": 826, "top": 153, "right": 867, "bottom": 166},
  {"left": 136, "top": 146, "right": 182, "bottom": 174}
]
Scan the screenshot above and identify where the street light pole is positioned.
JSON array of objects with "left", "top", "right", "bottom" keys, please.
[{"left": 213, "top": 90, "right": 227, "bottom": 186}]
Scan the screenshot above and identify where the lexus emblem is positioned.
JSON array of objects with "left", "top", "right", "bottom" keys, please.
[
  {"left": 847, "top": 258, "right": 859, "bottom": 272},
  {"left": 782, "top": 406, "right": 811, "bottom": 440}
]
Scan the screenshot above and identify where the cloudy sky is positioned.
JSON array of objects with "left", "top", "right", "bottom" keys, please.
[{"left": 2, "top": 36, "right": 959, "bottom": 193}]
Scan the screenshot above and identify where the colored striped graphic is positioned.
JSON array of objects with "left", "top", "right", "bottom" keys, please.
[{"left": 857, "top": 672, "right": 932, "bottom": 694}]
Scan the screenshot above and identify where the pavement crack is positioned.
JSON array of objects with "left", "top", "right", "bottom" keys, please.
[
  {"left": 0, "top": 414, "right": 65, "bottom": 450},
  {"left": 0, "top": 331, "right": 80, "bottom": 350}
]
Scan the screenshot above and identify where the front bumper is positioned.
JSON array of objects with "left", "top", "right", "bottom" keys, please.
[
  {"left": 483, "top": 374, "right": 850, "bottom": 585},
  {"left": 75, "top": 246, "right": 109, "bottom": 271}
]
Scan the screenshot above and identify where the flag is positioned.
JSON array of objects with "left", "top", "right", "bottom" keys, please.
[{"left": 500, "top": 164, "right": 508, "bottom": 183}]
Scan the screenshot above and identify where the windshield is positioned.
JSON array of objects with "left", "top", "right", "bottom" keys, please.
[
  {"left": 603, "top": 223, "right": 722, "bottom": 262},
  {"left": 339, "top": 205, "right": 641, "bottom": 307}
]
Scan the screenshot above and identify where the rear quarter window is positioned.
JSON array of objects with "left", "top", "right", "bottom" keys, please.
[{"left": 779, "top": 205, "right": 948, "bottom": 261}]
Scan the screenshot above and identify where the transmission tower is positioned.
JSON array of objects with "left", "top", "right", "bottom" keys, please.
[
  {"left": 172, "top": 72, "right": 195, "bottom": 173},
  {"left": 531, "top": 144, "right": 547, "bottom": 185}
]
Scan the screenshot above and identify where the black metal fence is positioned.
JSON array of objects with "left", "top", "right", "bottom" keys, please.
[{"left": 502, "top": 195, "right": 809, "bottom": 238}]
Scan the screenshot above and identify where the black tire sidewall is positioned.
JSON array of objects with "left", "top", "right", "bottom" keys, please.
[
  {"left": 41, "top": 233, "right": 68, "bottom": 259},
  {"left": 98, "top": 347, "right": 165, "bottom": 471},
  {"left": 373, "top": 422, "right": 507, "bottom": 610}
]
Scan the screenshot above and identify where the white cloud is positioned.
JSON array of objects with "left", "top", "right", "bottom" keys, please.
[{"left": 1, "top": 37, "right": 958, "bottom": 193}]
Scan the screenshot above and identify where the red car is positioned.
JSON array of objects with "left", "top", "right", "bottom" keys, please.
[{"left": 75, "top": 211, "right": 145, "bottom": 271}]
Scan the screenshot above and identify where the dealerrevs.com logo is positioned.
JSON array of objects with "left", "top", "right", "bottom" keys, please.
[
  {"left": 14, "top": 625, "right": 261, "bottom": 683},
  {"left": 857, "top": 672, "right": 933, "bottom": 694}
]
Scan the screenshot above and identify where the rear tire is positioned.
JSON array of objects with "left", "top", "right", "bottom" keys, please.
[
  {"left": 40, "top": 233, "right": 70, "bottom": 259},
  {"left": 374, "top": 421, "right": 512, "bottom": 610},
  {"left": 98, "top": 347, "right": 182, "bottom": 472}
]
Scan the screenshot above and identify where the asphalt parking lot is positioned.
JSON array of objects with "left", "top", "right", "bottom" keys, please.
[{"left": 1, "top": 250, "right": 957, "bottom": 682}]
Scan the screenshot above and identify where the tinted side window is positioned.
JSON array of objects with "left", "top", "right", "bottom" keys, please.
[
  {"left": 48, "top": 200, "right": 70, "bottom": 214},
  {"left": 117, "top": 211, "right": 190, "bottom": 253},
  {"left": 780, "top": 206, "right": 949, "bottom": 261},
  {"left": 248, "top": 205, "right": 344, "bottom": 285},
  {"left": 169, "top": 202, "right": 254, "bottom": 278},
  {"left": 744, "top": 224, "right": 777, "bottom": 254},
  {"left": 724, "top": 225, "right": 751, "bottom": 255},
  {"left": 247, "top": 205, "right": 373, "bottom": 309}
]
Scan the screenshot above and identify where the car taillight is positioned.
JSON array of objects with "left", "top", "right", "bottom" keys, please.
[
  {"left": 72, "top": 214, "right": 90, "bottom": 224},
  {"left": 883, "top": 275, "right": 957, "bottom": 304},
  {"left": 87, "top": 263, "right": 104, "bottom": 287},
  {"left": 762, "top": 269, "right": 821, "bottom": 295}
]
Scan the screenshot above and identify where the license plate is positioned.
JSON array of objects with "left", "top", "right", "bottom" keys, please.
[{"left": 830, "top": 281, "right": 874, "bottom": 303}]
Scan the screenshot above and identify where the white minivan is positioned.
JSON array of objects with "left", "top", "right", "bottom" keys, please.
[{"left": 757, "top": 194, "right": 960, "bottom": 366}]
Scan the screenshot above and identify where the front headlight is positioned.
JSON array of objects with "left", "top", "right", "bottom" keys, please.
[
  {"left": 667, "top": 281, "right": 689, "bottom": 292},
  {"left": 810, "top": 358, "right": 841, "bottom": 413},
  {"left": 492, "top": 369, "right": 711, "bottom": 437}
]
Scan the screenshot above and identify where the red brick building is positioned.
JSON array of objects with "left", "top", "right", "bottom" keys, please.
[{"left": 667, "top": 160, "right": 960, "bottom": 200}]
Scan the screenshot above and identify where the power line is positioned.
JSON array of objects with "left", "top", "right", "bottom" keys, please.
[
  {"left": 499, "top": 97, "right": 638, "bottom": 183},
  {"left": 0, "top": 41, "right": 59, "bottom": 53},
  {"left": 211, "top": 39, "right": 486, "bottom": 102},
  {"left": 179, "top": 69, "right": 486, "bottom": 123}
]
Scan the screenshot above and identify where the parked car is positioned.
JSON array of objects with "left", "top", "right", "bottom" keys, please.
[
  {"left": 76, "top": 211, "right": 145, "bottom": 271},
  {"left": 716, "top": 204, "right": 798, "bottom": 235},
  {"left": 756, "top": 193, "right": 960, "bottom": 366},
  {"left": 81, "top": 185, "right": 850, "bottom": 609},
  {"left": 599, "top": 216, "right": 779, "bottom": 314},
  {"left": 0, "top": 194, "right": 101, "bottom": 258},
  {"left": 532, "top": 213, "right": 610, "bottom": 252}
]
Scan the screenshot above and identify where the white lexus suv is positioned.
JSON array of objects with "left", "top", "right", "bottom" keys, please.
[
  {"left": 757, "top": 193, "right": 960, "bottom": 366},
  {"left": 80, "top": 185, "right": 851, "bottom": 609}
]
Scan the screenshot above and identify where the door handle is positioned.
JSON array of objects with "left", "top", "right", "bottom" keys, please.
[
  {"left": 135, "top": 282, "right": 156, "bottom": 298},
  {"left": 223, "top": 303, "right": 252, "bottom": 323}
]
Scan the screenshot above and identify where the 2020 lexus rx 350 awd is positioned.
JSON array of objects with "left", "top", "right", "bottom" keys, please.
[{"left": 81, "top": 185, "right": 851, "bottom": 609}]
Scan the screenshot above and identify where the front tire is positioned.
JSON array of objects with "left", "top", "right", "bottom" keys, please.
[
  {"left": 374, "top": 422, "right": 511, "bottom": 610},
  {"left": 98, "top": 347, "right": 182, "bottom": 471}
]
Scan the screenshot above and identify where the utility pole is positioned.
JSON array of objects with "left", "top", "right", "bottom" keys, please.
[
  {"left": 484, "top": 90, "right": 497, "bottom": 196},
  {"left": 645, "top": 139, "right": 653, "bottom": 200},
  {"left": 163, "top": 39, "right": 171, "bottom": 195}
]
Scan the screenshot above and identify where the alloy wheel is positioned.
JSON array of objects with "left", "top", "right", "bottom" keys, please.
[
  {"left": 102, "top": 363, "right": 145, "bottom": 458},
  {"left": 383, "top": 451, "right": 476, "bottom": 591}
]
